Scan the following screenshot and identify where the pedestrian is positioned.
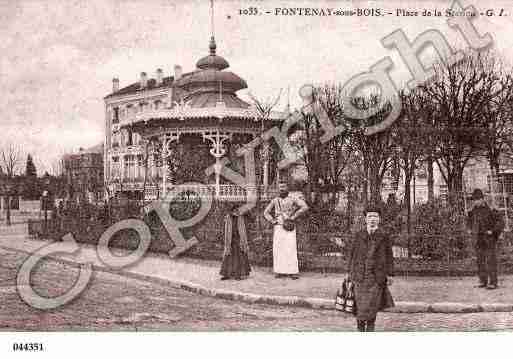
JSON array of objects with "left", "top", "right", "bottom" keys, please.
[
  {"left": 57, "top": 200, "right": 65, "bottom": 232},
  {"left": 220, "top": 204, "right": 251, "bottom": 281},
  {"left": 466, "top": 188, "right": 505, "bottom": 290},
  {"left": 347, "top": 204, "right": 395, "bottom": 332},
  {"left": 263, "top": 182, "right": 309, "bottom": 279}
]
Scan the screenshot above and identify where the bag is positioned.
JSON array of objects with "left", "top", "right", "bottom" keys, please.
[
  {"left": 276, "top": 198, "right": 295, "bottom": 232},
  {"left": 380, "top": 284, "right": 395, "bottom": 310},
  {"left": 282, "top": 218, "right": 296, "bottom": 232},
  {"left": 335, "top": 278, "right": 356, "bottom": 314},
  {"left": 334, "top": 280, "right": 347, "bottom": 311}
]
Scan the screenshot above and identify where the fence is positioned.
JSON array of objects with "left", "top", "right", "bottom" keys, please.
[
  {"left": 25, "top": 196, "right": 513, "bottom": 275},
  {"left": 488, "top": 175, "right": 513, "bottom": 231}
]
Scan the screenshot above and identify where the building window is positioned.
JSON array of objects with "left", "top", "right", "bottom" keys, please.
[
  {"left": 154, "top": 100, "right": 162, "bottom": 110},
  {"left": 137, "top": 155, "right": 144, "bottom": 180},
  {"left": 112, "top": 107, "right": 119, "bottom": 124},
  {"left": 111, "top": 156, "right": 120, "bottom": 178},
  {"left": 127, "top": 128, "right": 133, "bottom": 146},
  {"left": 133, "top": 132, "right": 140, "bottom": 145},
  {"left": 126, "top": 104, "right": 134, "bottom": 117},
  {"left": 111, "top": 132, "right": 119, "bottom": 148}
]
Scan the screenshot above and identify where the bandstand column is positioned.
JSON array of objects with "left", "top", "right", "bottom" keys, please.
[
  {"left": 203, "top": 130, "right": 232, "bottom": 199},
  {"left": 120, "top": 155, "right": 125, "bottom": 182},
  {"left": 161, "top": 132, "right": 180, "bottom": 199},
  {"left": 139, "top": 139, "right": 149, "bottom": 189},
  {"left": 262, "top": 140, "right": 270, "bottom": 192}
]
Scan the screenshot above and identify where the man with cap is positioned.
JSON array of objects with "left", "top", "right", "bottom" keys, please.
[
  {"left": 466, "top": 188, "right": 505, "bottom": 290},
  {"left": 347, "top": 204, "right": 395, "bottom": 331}
]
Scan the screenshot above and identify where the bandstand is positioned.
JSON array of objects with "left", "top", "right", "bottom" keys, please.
[{"left": 115, "top": 36, "right": 285, "bottom": 201}]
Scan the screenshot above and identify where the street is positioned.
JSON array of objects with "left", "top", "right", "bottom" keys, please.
[{"left": 1, "top": 247, "right": 513, "bottom": 331}]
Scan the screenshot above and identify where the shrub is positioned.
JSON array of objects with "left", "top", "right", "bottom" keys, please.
[{"left": 410, "top": 199, "right": 471, "bottom": 260}]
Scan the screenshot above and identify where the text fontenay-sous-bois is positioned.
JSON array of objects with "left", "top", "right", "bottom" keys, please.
[{"left": 237, "top": 7, "right": 507, "bottom": 18}]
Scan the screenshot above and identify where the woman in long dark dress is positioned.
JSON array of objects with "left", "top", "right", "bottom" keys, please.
[
  {"left": 348, "top": 205, "right": 395, "bottom": 332},
  {"left": 220, "top": 206, "right": 251, "bottom": 280}
]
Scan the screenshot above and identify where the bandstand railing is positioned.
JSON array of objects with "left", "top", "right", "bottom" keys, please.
[{"left": 142, "top": 183, "right": 275, "bottom": 202}]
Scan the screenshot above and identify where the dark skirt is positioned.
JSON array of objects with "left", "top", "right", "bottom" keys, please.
[
  {"left": 354, "top": 280, "right": 394, "bottom": 321},
  {"left": 220, "top": 239, "right": 251, "bottom": 279}
]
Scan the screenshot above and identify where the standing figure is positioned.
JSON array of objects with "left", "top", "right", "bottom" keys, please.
[
  {"left": 466, "top": 188, "right": 505, "bottom": 290},
  {"left": 264, "top": 183, "right": 309, "bottom": 279},
  {"left": 348, "top": 205, "right": 395, "bottom": 332},
  {"left": 220, "top": 204, "right": 251, "bottom": 281}
]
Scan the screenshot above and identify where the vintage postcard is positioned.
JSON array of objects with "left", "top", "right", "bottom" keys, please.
[{"left": 1, "top": 0, "right": 513, "bottom": 356}]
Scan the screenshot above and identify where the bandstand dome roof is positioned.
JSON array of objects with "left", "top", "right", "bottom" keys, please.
[
  {"left": 174, "top": 36, "right": 249, "bottom": 108},
  {"left": 196, "top": 36, "right": 230, "bottom": 70},
  {"left": 196, "top": 55, "right": 230, "bottom": 71},
  {"left": 175, "top": 69, "right": 247, "bottom": 93},
  {"left": 116, "top": 34, "right": 286, "bottom": 124}
]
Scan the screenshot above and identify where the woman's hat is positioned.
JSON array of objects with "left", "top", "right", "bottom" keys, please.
[{"left": 471, "top": 188, "right": 484, "bottom": 200}]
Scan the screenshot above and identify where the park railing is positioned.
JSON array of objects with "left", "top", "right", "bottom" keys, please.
[{"left": 25, "top": 198, "right": 513, "bottom": 275}]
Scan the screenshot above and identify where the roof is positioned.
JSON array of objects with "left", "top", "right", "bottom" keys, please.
[
  {"left": 196, "top": 54, "right": 230, "bottom": 70},
  {"left": 175, "top": 69, "right": 247, "bottom": 94},
  {"left": 105, "top": 75, "right": 176, "bottom": 99},
  {"left": 82, "top": 143, "right": 104, "bottom": 154},
  {"left": 120, "top": 106, "right": 286, "bottom": 126},
  {"left": 62, "top": 143, "right": 104, "bottom": 160},
  {"left": 185, "top": 92, "right": 250, "bottom": 109}
]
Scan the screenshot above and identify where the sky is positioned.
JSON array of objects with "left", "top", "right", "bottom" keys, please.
[{"left": 1, "top": 0, "right": 513, "bottom": 174}]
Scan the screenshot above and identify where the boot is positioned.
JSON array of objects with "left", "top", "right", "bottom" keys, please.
[
  {"left": 357, "top": 320, "right": 366, "bottom": 332},
  {"left": 366, "top": 319, "right": 376, "bottom": 332}
]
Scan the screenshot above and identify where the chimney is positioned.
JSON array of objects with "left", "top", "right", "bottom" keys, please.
[
  {"left": 174, "top": 65, "right": 182, "bottom": 80},
  {"left": 156, "top": 68, "right": 163, "bottom": 85},
  {"left": 112, "top": 78, "right": 119, "bottom": 92},
  {"left": 140, "top": 72, "right": 147, "bottom": 88}
]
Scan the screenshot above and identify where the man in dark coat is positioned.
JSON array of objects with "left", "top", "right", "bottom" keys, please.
[
  {"left": 348, "top": 204, "right": 395, "bottom": 332},
  {"left": 466, "top": 188, "right": 505, "bottom": 290}
]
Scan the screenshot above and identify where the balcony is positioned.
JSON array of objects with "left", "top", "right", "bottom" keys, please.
[{"left": 119, "top": 183, "right": 276, "bottom": 202}]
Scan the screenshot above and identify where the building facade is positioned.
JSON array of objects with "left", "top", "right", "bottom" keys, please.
[{"left": 62, "top": 144, "right": 104, "bottom": 202}]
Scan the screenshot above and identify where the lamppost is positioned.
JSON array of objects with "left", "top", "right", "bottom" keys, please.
[
  {"left": 41, "top": 177, "right": 51, "bottom": 236},
  {"left": 2, "top": 179, "right": 14, "bottom": 226}
]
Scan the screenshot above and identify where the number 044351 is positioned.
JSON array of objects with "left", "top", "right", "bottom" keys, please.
[{"left": 12, "top": 343, "right": 44, "bottom": 352}]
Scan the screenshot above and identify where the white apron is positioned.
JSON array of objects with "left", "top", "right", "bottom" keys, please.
[{"left": 272, "top": 223, "right": 299, "bottom": 274}]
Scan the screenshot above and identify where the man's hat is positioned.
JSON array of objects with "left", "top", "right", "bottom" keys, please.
[
  {"left": 471, "top": 188, "right": 484, "bottom": 200},
  {"left": 364, "top": 203, "right": 382, "bottom": 217}
]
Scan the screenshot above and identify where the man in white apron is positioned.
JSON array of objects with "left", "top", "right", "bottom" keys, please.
[{"left": 264, "top": 183, "right": 309, "bottom": 279}]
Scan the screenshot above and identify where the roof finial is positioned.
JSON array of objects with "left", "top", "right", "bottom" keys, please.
[
  {"left": 287, "top": 85, "right": 291, "bottom": 114},
  {"left": 209, "top": 0, "right": 216, "bottom": 55}
]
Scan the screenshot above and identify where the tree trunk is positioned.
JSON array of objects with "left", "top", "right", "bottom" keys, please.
[
  {"left": 489, "top": 153, "right": 500, "bottom": 178},
  {"left": 368, "top": 165, "right": 382, "bottom": 204},
  {"left": 404, "top": 173, "right": 412, "bottom": 258},
  {"left": 346, "top": 187, "right": 353, "bottom": 232},
  {"left": 362, "top": 161, "right": 369, "bottom": 208},
  {"left": 427, "top": 156, "right": 434, "bottom": 203},
  {"left": 5, "top": 195, "right": 11, "bottom": 226},
  {"left": 448, "top": 167, "right": 464, "bottom": 208}
]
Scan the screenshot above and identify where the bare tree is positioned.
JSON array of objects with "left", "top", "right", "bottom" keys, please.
[
  {"left": 419, "top": 52, "right": 501, "bottom": 203},
  {"left": 248, "top": 90, "right": 282, "bottom": 191},
  {"left": 315, "top": 84, "right": 353, "bottom": 209},
  {"left": 479, "top": 57, "right": 513, "bottom": 176},
  {"left": 393, "top": 89, "right": 434, "bottom": 253},
  {"left": 1, "top": 143, "right": 22, "bottom": 225},
  {"left": 348, "top": 95, "right": 395, "bottom": 206},
  {"left": 248, "top": 90, "right": 282, "bottom": 238}
]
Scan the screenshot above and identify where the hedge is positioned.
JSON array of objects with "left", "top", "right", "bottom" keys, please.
[{"left": 34, "top": 197, "right": 513, "bottom": 275}]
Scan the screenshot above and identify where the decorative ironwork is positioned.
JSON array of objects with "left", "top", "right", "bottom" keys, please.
[{"left": 202, "top": 130, "right": 232, "bottom": 158}]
